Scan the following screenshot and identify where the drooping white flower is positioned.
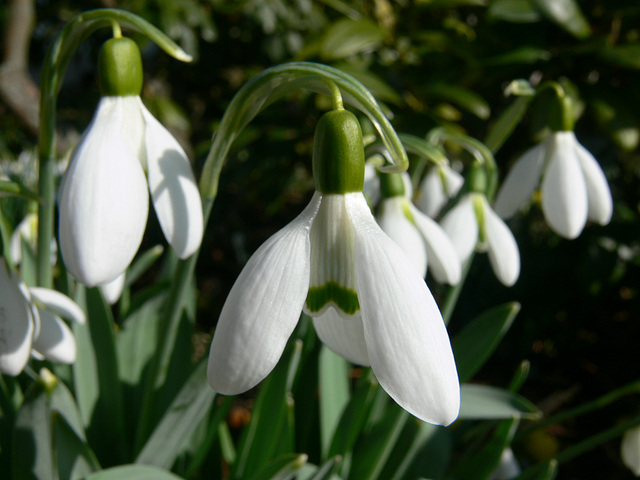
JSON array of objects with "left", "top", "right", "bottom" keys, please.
[
  {"left": 376, "top": 172, "right": 461, "bottom": 285},
  {"left": 493, "top": 131, "right": 612, "bottom": 239},
  {"left": 58, "top": 36, "right": 203, "bottom": 287},
  {"left": 99, "top": 272, "right": 126, "bottom": 305},
  {"left": 441, "top": 192, "right": 520, "bottom": 287},
  {"left": 207, "top": 109, "right": 460, "bottom": 426},
  {"left": 0, "top": 258, "right": 84, "bottom": 375},
  {"left": 416, "top": 164, "right": 464, "bottom": 218},
  {"left": 622, "top": 424, "right": 640, "bottom": 477}
]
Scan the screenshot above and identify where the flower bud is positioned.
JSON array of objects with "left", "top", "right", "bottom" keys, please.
[
  {"left": 98, "top": 37, "right": 143, "bottom": 97},
  {"left": 312, "top": 109, "right": 365, "bottom": 194}
]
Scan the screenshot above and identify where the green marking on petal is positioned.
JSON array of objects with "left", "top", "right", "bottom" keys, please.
[
  {"left": 472, "top": 194, "right": 487, "bottom": 244},
  {"left": 306, "top": 281, "right": 360, "bottom": 316}
]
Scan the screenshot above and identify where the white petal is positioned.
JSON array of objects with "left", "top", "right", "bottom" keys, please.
[
  {"left": 541, "top": 132, "right": 588, "bottom": 239},
  {"left": 410, "top": 205, "right": 461, "bottom": 285},
  {"left": 573, "top": 136, "right": 613, "bottom": 225},
  {"left": 207, "top": 194, "right": 321, "bottom": 394},
  {"left": 346, "top": 194, "right": 460, "bottom": 425},
  {"left": 28, "top": 287, "right": 86, "bottom": 325},
  {"left": 621, "top": 425, "right": 640, "bottom": 476},
  {"left": 0, "top": 260, "right": 34, "bottom": 376},
  {"left": 482, "top": 199, "right": 520, "bottom": 287},
  {"left": 31, "top": 309, "right": 76, "bottom": 364},
  {"left": 99, "top": 273, "right": 126, "bottom": 305},
  {"left": 493, "top": 142, "right": 546, "bottom": 219},
  {"left": 416, "top": 166, "right": 464, "bottom": 218},
  {"left": 9, "top": 213, "right": 35, "bottom": 264},
  {"left": 58, "top": 97, "right": 149, "bottom": 286},
  {"left": 312, "top": 308, "right": 369, "bottom": 366},
  {"left": 440, "top": 194, "right": 479, "bottom": 263},
  {"left": 377, "top": 197, "right": 427, "bottom": 277},
  {"left": 140, "top": 99, "right": 204, "bottom": 259}
]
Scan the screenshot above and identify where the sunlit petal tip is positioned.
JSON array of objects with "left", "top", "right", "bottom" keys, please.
[
  {"left": 32, "top": 309, "right": 77, "bottom": 364},
  {"left": 440, "top": 194, "right": 479, "bottom": 263},
  {"left": 410, "top": 205, "right": 462, "bottom": 285},
  {"left": 0, "top": 261, "right": 35, "bottom": 376},
  {"left": 573, "top": 139, "right": 613, "bottom": 226},
  {"left": 59, "top": 97, "right": 149, "bottom": 286},
  {"left": 416, "top": 169, "right": 447, "bottom": 218},
  {"left": 139, "top": 100, "right": 204, "bottom": 259},
  {"left": 312, "top": 308, "right": 370, "bottom": 366},
  {"left": 347, "top": 195, "right": 460, "bottom": 425},
  {"left": 483, "top": 200, "right": 521, "bottom": 287},
  {"left": 493, "top": 142, "right": 546, "bottom": 219},
  {"left": 28, "top": 286, "right": 86, "bottom": 325},
  {"left": 99, "top": 273, "right": 127, "bottom": 305},
  {"left": 377, "top": 198, "right": 427, "bottom": 278},
  {"left": 207, "top": 194, "right": 321, "bottom": 395},
  {"left": 541, "top": 134, "right": 588, "bottom": 239}
]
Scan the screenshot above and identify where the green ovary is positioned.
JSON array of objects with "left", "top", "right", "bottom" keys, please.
[{"left": 306, "top": 282, "right": 360, "bottom": 316}]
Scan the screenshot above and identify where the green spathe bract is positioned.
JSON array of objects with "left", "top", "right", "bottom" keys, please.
[
  {"left": 98, "top": 37, "right": 143, "bottom": 96},
  {"left": 379, "top": 172, "right": 406, "bottom": 199},
  {"left": 312, "top": 109, "right": 365, "bottom": 194}
]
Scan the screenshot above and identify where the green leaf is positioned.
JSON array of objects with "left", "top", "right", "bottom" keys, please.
[
  {"left": 382, "top": 421, "right": 441, "bottom": 480},
  {"left": 135, "top": 360, "right": 216, "bottom": 469},
  {"left": 52, "top": 413, "right": 101, "bottom": 480},
  {"left": 232, "top": 340, "right": 303, "bottom": 479},
  {"left": 327, "top": 370, "right": 379, "bottom": 458},
  {"left": 247, "top": 453, "right": 309, "bottom": 480},
  {"left": 485, "top": 96, "right": 533, "bottom": 154},
  {"left": 334, "top": 64, "right": 403, "bottom": 106},
  {"left": 349, "top": 403, "right": 409, "bottom": 480},
  {"left": 73, "top": 287, "right": 127, "bottom": 466},
  {"left": 530, "top": 0, "right": 591, "bottom": 39},
  {"left": 481, "top": 47, "right": 551, "bottom": 66},
  {"left": 82, "top": 464, "right": 185, "bottom": 480},
  {"left": 320, "top": 19, "right": 384, "bottom": 60},
  {"left": 598, "top": 43, "right": 640, "bottom": 69},
  {"left": 422, "top": 83, "right": 491, "bottom": 120},
  {"left": 296, "top": 457, "right": 341, "bottom": 480},
  {"left": 452, "top": 302, "right": 520, "bottom": 382},
  {"left": 487, "top": 0, "right": 541, "bottom": 23},
  {"left": 11, "top": 380, "right": 55, "bottom": 480},
  {"left": 460, "top": 384, "right": 540, "bottom": 420},
  {"left": 449, "top": 418, "right": 519, "bottom": 480},
  {"left": 319, "top": 346, "right": 350, "bottom": 459}
]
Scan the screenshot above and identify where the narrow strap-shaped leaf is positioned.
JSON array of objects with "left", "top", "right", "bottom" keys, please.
[
  {"left": 81, "top": 464, "right": 185, "bottom": 480},
  {"left": 460, "top": 384, "right": 540, "bottom": 420},
  {"left": 452, "top": 302, "right": 520, "bottom": 383},
  {"left": 348, "top": 403, "right": 409, "bottom": 480},
  {"left": 52, "top": 413, "right": 101, "bottom": 479},
  {"left": 73, "top": 287, "right": 126, "bottom": 466},
  {"left": 135, "top": 359, "right": 216, "bottom": 469},
  {"left": 449, "top": 418, "right": 520, "bottom": 480},
  {"left": 319, "top": 346, "right": 350, "bottom": 460},
  {"left": 232, "top": 340, "right": 304, "bottom": 480},
  {"left": 247, "top": 453, "right": 308, "bottom": 480},
  {"left": 484, "top": 95, "right": 533, "bottom": 155}
]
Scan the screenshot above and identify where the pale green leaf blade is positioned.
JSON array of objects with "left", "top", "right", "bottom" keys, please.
[
  {"left": 460, "top": 384, "right": 540, "bottom": 420},
  {"left": 530, "top": 0, "right": 591, "bottom": 39},
  {"left": 82, "top": 464, "right": 185, "bottom": 480},
  {"left": 320, "top": 19, "right": 384, "bottom": 60},
  {"left": 319, "top": 346, "right": 350, "bottom": 459}
]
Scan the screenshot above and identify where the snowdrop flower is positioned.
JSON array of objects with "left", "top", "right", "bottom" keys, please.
[
  {"left": 416, "top": 163, "right": 464, "bottom": 218},
  {"left": 58, "top": 36, "right": 203, "bottom": 287},
  {"left": 0, "top": 258, "right": 85, "bottom": 376},
  {"left": 441, "top": 166, "right": 520, "bottom": 287},
  {"left": 208, "top": 108, "right": 460, "bottom": 425},
  {"left": 494, "top": 131, "right": 612, "bottom": 240},
  {"left": 488, "top": 448, "right": 521, "bottom": 480},
  {"left": 622, "top": 424, "right": 640, "bottom": 477},
  {"left": 376, "top": 171, "right": 461, "bottom": 285},
  {"left": 99, "top": 272, "right": 126, "bottom": 305}
]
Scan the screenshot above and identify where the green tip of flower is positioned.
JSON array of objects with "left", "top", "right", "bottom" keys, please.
[
  {"left": 98, "top": 37, "right": 143, "bottom": 97},
  {"left": 312, "top": 109, "right": 365, "bottom": 194},
  {"left": 173, "top": 48, "right": 194, "bottom": 63},
  {"left": 548, "top": 90, "right": 575, "bottom": 132}
]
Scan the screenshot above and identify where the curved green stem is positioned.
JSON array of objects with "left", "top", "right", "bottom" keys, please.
[
  {"left": 36, "top": 8, "right": 191, "bottom": 287},
  {"left": 198, "top": 61, "right": 408, "bottom": 199}
]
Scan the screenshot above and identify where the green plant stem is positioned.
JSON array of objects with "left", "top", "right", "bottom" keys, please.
[
  {"left": 134, "top": 197, "right": 214, "bottom": 453},
  {"left": 516, "top": 379, "right": 640, "bottom": 441},
  {"left": 441, "top": 254, "right": 474, "bottom": 324}
]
